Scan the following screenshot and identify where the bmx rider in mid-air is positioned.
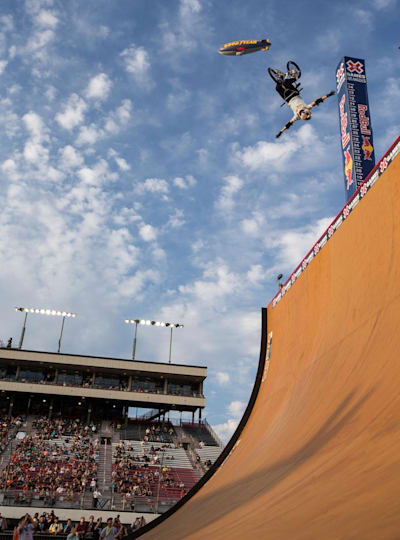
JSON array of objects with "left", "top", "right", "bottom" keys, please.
[{"left": 268, "top": 61, "right": 335, "bottom": 138}]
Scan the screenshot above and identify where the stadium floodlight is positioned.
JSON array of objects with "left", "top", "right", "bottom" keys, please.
[
  {"left": 124, "top": 318, "right": 184, "bottom": 362},
  {"left": 166, "top": 323, "right": 184, "bottom": 364},
  {"left": 14, "top": 306, "right": 77, "bottom": 352}
]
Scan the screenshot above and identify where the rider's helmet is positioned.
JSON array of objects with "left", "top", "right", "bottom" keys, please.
[{"left": 299, "top": 108, "right": 311, "bottom": 120}]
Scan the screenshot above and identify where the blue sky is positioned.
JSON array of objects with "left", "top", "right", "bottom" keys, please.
[{"left": 0, "top": 0, "right": 399, "bottom": 441}]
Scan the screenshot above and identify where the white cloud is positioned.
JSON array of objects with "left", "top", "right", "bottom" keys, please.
[
  {"left": 235, "top": 138, "right": 298, "bottom": 172},
  {"left": 1, "top": 158, "right": 21, "bottom": 180},
  {"left": 117, "top": 269, "right": 160, "bottom": 298},
  {"left": 25, "top": 28, "right": 55, "bottom": 58},
  {"left": 35, "top": 9, "right": 59, "bottom": 28},
  {"left": 22, "top": 111, "right": 50, "bottom": 166},
  {"left": 77, "top": 159, "right": 118, "bottom": 187},
  {"left": 0, "top": 60, "right": 8, "bottom": 75},
  {"left": 228, "top": 400, "right": 246, "bottom": 418},
  {"left": 45, "top": 85, "right": 57, "bottom": 101},
  {"left": 178, "top": 261, "right": 240, "bottom": 305},
  {"left": 75, "top": 124, "right": 103, "bottom": 146},
  {"left": 173, "top": 175, "right": 197, "bottom": 189},
  {"left": 167, "top": 209, "right": 185, "bottom": 229},
  {"left": 213, "top": 418, "right": 239, "bottom": 443},
  {"left": 213, "top": 400, "right": 246, "bottom": 442},
  {"left": 139, "top": 223, "right": 157, "bottom": 242},
  {"left": 23, "top": 111, "right": 48, "bottom": 141},
  {"left": 267, "top": 216, "right": 333, "bottom": 272},
  {"left": 114, "top": 157, "right": 130, "bottom": 171},
  {"left": 23, "top": 139, "right": 49, "bottom": 164},
  {"left": 216, "top": 175, "right": 244, "bottom": 212},
  {"left": 104, "top": 99, "right": 132, "bottom": 134},
  {"left": 85, "top": 73, "right": 112, "bottom": 101},
  {"left": 234, "top": 124, "right": 329, "bottom": 174},
  {"left": 241, "top": 211, "right": 265, "bottom": 237},
  {"left": 160, "top": 0, "right": 207, "bottom": 61},
  {"left": 56, "top": 94, "right": 87, "bottom": 131},
  {"left": 0, "top": 14, "right": 14, "bottom": 32},
  {"left": 215, "top": 372, "right": 230, "bottom": 385},
  {"left": 373, "top": 0, "right": 396, "bottom": 8},
  {"left": 140, "top": 178, "right": 169, "bottom": 194},
  {"left": 120, "top": 45, "right": 152, "bottom": 88},
  {"left": 246, "top": 264, "right": 265, "bottom": 285},
  {"left": 59, "top": 145, "right": 84, "bottom": 169}
]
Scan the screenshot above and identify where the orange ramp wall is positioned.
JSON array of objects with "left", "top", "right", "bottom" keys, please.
[{"left": 138, "top": 151, "right": 400, "bottom": 539}]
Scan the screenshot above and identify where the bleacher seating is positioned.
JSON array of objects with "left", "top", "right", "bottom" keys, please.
[
  {"left": 182, "top": 423, "right": 219, "bottom": 446},
  {"left": 111, "top": 437, "right": 199, "bottom": 508},
  {"left": 122, "top": 421, "right": 176, "bottom": 443},
  {"left": 0, "top": 416, "right": 99, "bottom": 502},
  {"left": 112, "top": 440, "right": 193, "bottom": 469},
  {"left": 196, "top": 445, "right": 223, "bottom": 466}
]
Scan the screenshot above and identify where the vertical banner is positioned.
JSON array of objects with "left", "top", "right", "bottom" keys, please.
[{"left": 336, "top": 57, "right": 375, "bottom": 200}]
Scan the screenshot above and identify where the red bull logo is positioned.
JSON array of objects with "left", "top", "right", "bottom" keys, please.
[
  {"left": 344, "top": 150, "right": 353, "bottom": 189},
  {"left": 358, "top": 104, "right": 371, "bottom": 135},
  {"left": 361, "top": 136, "right": 374, "bottom": 160},
  {"left": 339, "top": 95, "right": 350, "bottom": 149}
]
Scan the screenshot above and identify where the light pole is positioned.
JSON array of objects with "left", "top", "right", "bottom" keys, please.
[
  {"left": 14, "top": 307, "right": 76, "bottom": 352},
  {"left": 166, "top": 323, "right": 184, "bottom": 364},
  {"left": 124, "top": 319, "right": 184, "bottom": 363}
]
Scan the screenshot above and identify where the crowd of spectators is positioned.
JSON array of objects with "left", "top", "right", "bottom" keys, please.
[
  {"left": 14, "top": 512, "right": 147, "bottom": 539},
  {"left": 142, "top": 424, "right": 174, "bottom": 443},
  {"left": 111, "top": 438, "right": 187, "bottom": 507},
  {"left": 32, "top": 416, "right": 98, "bottom": 438},
  {"left": 0, "top": 417, "right": 99, "bottom": 502}
]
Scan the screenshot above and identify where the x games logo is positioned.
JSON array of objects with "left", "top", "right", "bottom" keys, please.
[{"left": 346, "top": 60, "right": 363, "bottom": 73}]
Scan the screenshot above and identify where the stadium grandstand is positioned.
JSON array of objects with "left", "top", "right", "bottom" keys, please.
[{"left": 0, "top": 345, "right": 224, "bottom": 533}]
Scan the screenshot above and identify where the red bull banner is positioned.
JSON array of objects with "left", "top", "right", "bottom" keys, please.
[{"left": 336, "top": 57, "right": 375, "bottom": 200}]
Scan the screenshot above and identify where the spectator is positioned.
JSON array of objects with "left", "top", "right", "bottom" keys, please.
[
  {"left": 86, "top": 516, "right": 96, "bottom": 538},
  {"left": 49, "top": 518, "right": 63, "bottom": 535},
  {"left": 6, "top": 338, "right": 12, "bottom": 349},
  {"left": 93, "top": 518, "right": 102, "bottom": 540},
  {"left": 0, "top": 513, "right": 7, "bottom": 531},
  {"left": 132, "top": 518, "right": 141, "bottom": 531},
  {"left": 100, "top": 518, "right": 120, "bottom": 540},
  {"left": 31, "top": 514, "right": 38, "bottom": 530},
  {"left": 67, "top": 526, "right": 80, "bottom": 540},
  {"left": 76, "top": 517, "right": 87, "bottom": 538},
  {"left": 37, "top": 516, "right": 47, "bottom": 532},
  {"left": 17, "top": 515, "right": 34, "bottom": 540},
  {"left": 63, "top": 519, "right": 73, "bottom": 535},
  {"left": 93, "top": 488, "right": 102, "bottom": 508}
]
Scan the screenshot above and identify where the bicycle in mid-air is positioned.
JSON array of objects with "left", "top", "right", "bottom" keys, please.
[{"left": 268, "top": 61, "right": 335, "bottom": 138}]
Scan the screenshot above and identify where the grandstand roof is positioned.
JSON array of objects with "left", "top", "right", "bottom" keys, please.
[
  {"left": 0, "top": 347, "right": 206, "bottom": 411},
  {"left": 0, "top": 347, "right": 207, "bottom": 376}
]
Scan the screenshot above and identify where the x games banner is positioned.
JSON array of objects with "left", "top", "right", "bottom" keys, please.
[{"left": 336, "top": 57, "right": 375, "bottom": 200}]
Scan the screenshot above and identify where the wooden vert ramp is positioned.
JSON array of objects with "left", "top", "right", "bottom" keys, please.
[{"left": 134, "top": 143, "right": 400, "bottom": 539}]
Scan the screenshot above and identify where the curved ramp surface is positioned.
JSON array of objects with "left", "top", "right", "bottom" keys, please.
[{"left": 138, "top": 147, "right": 400, "bottom": 539}]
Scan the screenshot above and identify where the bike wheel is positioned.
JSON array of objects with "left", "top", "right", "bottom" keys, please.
[
  {"left": 267, "top": 67, "right": 284, "bottom": 84},
  {"left": 286, "top": 61, "right": 301, "bottom": 79}
]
